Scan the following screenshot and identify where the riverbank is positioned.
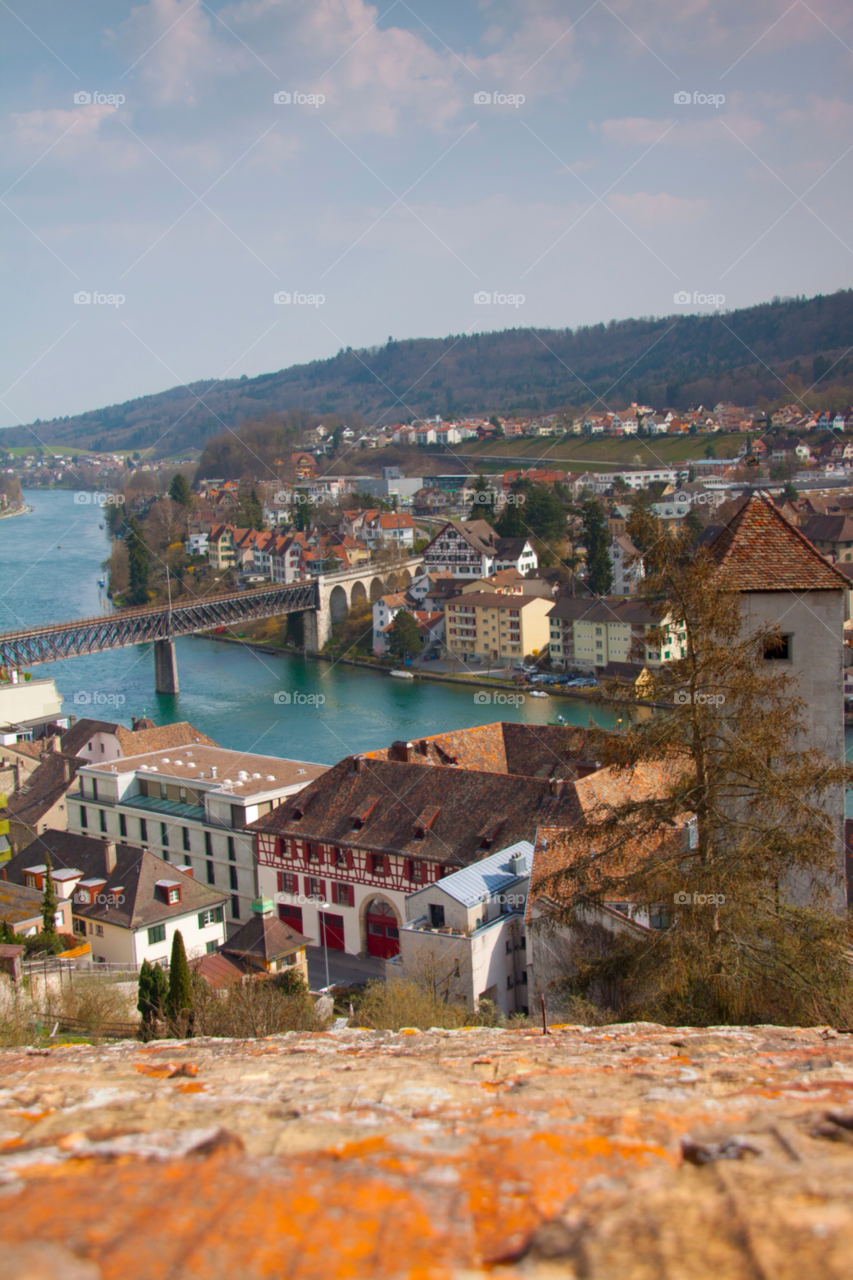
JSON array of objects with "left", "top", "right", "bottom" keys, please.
[
  {"left": 0, "top": 504, "right": 31, "bottom": 521},
  {"left": 195, "top": 630, "right": 611, "bottom": 706}
]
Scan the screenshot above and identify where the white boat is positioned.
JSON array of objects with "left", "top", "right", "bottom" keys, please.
[
  {"left": 390, "top": 669, "right": 415, "bottom": 679},
  {"left": 529, "top": 689, "right": 549, "bottom": 698}
]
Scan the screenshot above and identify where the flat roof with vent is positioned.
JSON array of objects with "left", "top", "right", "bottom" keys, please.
[{"left": 79, "top": 747, "right": 328, "bottom": 799}]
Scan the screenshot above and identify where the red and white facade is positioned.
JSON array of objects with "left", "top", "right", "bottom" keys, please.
[{"left": 255, "top": 831, "right": 451, "bottom": 960}]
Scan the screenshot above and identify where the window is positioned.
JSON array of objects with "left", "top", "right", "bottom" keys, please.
[
  {"left": 205, "top": 832, "right": 213, "bottom": 857},
  {"left": 408, "top": 859, "right": 423, "bottom": 883},
  {"left": 763, "top": 634, "right": 791, "bottom": 661},
  {"left": 161, "top": 822, "right": 169, "bottom": 848},
  {"left": 230, "top": 805, "right": 244, "bottom": 829},
  {"left": 140, "top": 818, "right": 148, "bottom": 843},
  {"left": 147, "top": 923, "right": 166, "bottom": 944},
  {"left": 198, "top": 907, "right": 224, "bottom": 927},
  {"left": 371, "top": 854, "right": 387, "bottom": 876},
  {"left": 99, "top": 809, "right": 107, "bottom": 833},
  {"left": 80, "top": 805, "right": 88, "bottom": 829},
  {"left": 206, "top": 940, "right": 218, "bottom": 954},
  {"left": 506, "top": 975, "right": 514, "bottom": 988},
  {"left": 73, "top": 918, "right": 86, "bottom": 935},
  {"left": 332, "top": 881, "right": 353, "bottom": 907},
  {"left": 649, "top": 905, "right": 670, "bottom": 930},
  {"left": 182, "top": 827, "right": 190, "bottom": 852},
  {"left": 119, "top": 813, "right": 127, "bottom": 838},
  {"left": 429, "top": 903, "right": 445, "bottom": 928},
  {"left": 521, "top": 971, "right": 528, "bottom": 985},
  {"left": 206, "top": 860, "right": 215, "bottom": 885},
  {"left": 96, "top": 924, "right": 104, "bottom": 936},
  {"left": 229, "top": 866, "right": 238, "bottom": 891},
  {"left": 92, "top": 778, "right": 99, "bottom": 802},
  {"left": 227, "top": 837, "right": 236, "bottom": 862},
  {"left": 306, "top": 876, "right": 324, "bottom": 899},
  {"left": 167, "top": 887, "right": 180, "bottom": 904},
  {"left": 230, "top": 894, "right": 240, "bottom": 919}
]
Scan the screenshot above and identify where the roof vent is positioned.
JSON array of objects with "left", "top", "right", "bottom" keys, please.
[
  {"left": 266, "top": 774, "right": 276, "bottom": 781},
  {"left": 210, "top": 766, "right": 218, "bottom": 779},
  {"left": 509, "top": 852, "right": 527, "bottom": 875}
]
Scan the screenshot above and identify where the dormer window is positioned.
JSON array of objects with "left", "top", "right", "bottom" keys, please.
[{"left": 168, "top": 887, "right": 180, "bottom": 904}]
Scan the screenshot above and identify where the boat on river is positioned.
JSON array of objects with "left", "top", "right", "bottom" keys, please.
[{"left": 390, "top": 670, "right": 414, "bottom": 680}]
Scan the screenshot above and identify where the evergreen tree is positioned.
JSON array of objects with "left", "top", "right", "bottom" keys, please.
[
  {"left": 387, "top": 610, "right": 423, "bottom": 661},
  {"left": 41, "top": 852, "right": 58, "bottom": 943},
  {"left": 470, "top": 474, "right": 496, "bottom": 523},
  {"left": 166, "top": 930, "right": 194, "bottom": 1025},
  {"left": 494, "top": 485, "right": 528, "bottom": 538},
  {"left": 581, "top": 499, "right": 613, "bottom": 596},
  {"left": 542, "top": 506, "right": 853, "bottom": 1026},
  {"left": 137, "top": 959, "right": 168, "bottom": 1035},
  {"left": 168, "top": 473, "right": 192, "bottom": 506},
  {"left": 125, "top": 515, "right": 150, "bottom": 605}
]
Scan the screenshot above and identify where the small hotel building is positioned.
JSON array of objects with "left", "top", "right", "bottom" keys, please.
[{"left": 65, "top": 746, "right": 327, "bottom": 935}]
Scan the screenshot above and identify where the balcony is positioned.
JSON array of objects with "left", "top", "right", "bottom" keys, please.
[{"left": 122, "top": 793, "right": 206, "bottom": 823}]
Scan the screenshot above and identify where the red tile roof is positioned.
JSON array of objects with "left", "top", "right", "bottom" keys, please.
[{"left": 706, "top": 493, "right": 850, "bottom": 591}]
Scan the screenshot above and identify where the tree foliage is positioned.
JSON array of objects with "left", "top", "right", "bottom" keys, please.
[
  {"left": 168, "top": 472, "right": 192, "bottom": 506},
  {"left": 41, "top": 852, "right": 58, "bottom": 942},
  {"left": 581, "top": 499, "right": 613, "bottom": 595},
  {"left": 125, "top": 515, "right": 150, "bottom": 605},
  {"left": 137, "top": 959, "right": 169, "bottom": 1027},
  {"left": 166, "top": 931, "right": 194, "bottom": 1026},
  {"left": 387, "top": 609, "right": 423, "bottom": 660},
  {"left": 537, "top": 509, "right": 853, "bottom": 1026}
]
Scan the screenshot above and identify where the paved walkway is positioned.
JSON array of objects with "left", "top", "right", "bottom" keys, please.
[{"left": 306, "top": 946, "right": 386, "bottom": 990}]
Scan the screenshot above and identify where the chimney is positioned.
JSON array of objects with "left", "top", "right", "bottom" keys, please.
[
  {"left": 352, "top": 755, "right": 366, "bottom": 774},
  {"left": 390, "top": 740, "right": 413, "bottom": 763},
  {"left": 15, "top": 759, "right": 23, "bottom": 791},
  {"left": 549, "top": 778, "right": 564, "bottom": 797},
  {"left": 62, "top": 758, "right": 71, "bottom": 784},
  {"left": 69, "top": 714, "right": 76, "bottom": 727},
  {"left": 210, "top": 766, "right": 218, "bottom": 779},
  {"left": 103, "top": 840, "right": 117, "bottom": 874}
]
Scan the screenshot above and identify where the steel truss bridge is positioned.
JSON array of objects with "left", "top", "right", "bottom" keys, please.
[{"left": 0, "top": 580, "right": 318, "bottom": 690}]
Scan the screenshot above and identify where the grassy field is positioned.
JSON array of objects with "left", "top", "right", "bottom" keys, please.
[{"left": 453, "top": 432, "right": 750, "bottom": 472}]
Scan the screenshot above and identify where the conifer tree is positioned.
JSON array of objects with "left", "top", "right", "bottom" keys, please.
[
  {"left": 580, "top": 499, "right": 613, "bottom": 595},
  {"left": 41, "top": 852, "right": 58, "bottom": 944},
  {"left": 125, "top": 515, "right": 150, "bottom": 605},
  {"left": 168, "top": 473, "right": 192, "bottom": 506},
  {"left": 166, "top": 930, "right": 194, "bottom": 1025},
  {"left": 537, "top": 506, "right": 853, "bottom": 1026}
]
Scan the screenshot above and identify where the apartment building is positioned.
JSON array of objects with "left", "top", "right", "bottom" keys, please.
[
  {"left": 445, "top": 590, "right": 552, "bottom": 663},
  {"left": 547, "top": 597, "right": 686, "bottom": 671},
  {"left": 65, "top": 746, "right": 327, "bottom": 934}
]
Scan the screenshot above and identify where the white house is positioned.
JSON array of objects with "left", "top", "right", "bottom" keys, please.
[
  {"left": 395, "top": 842, "right": 532, "bottom": 1017},
  {"left": 4, "top": 831, "right": 228, "bottom": 966},
  {"left": 372, "top": 592, "right": 409, "bottom": 652},
  {"left": 609, "top": 535, "right": 644, "bottom": 595}
]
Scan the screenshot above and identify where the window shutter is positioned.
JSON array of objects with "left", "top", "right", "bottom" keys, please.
[
  {"left": 318, "top": 879, "right": 326, "bottom": 899},
  {"left": 404, "top": 859, "right": 412, "bottom": 881},
  {"left": 383, "top": 855, "right": 391, "bottom": 875},
  {"left": 304, "top": 876, "right": 312, "bottom": 895},
  {"left": 277, "top": 871, "right": 285, "bottom": 893},
  {"left": 346, "top": 849, "right": 354, "bottom": 869},
  {"left": 347, "top": 885, "right": 355, "bottom": 908}
]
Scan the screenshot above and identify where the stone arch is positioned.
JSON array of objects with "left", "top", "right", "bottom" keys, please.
[
  {"left": 329, "top": 583, "right": 348, "bottom": 624},
  {"left": 358, "top": 893, "right": 402, "bottom": 957},
  {"left": 369, "top": 576, "right": 385, "bottom": 602},
  {"left": 350, "top": 579, "right": 368, "bottom": 606},
  {"left": 399, "top": 567, "right": 412, "bottom": 586}
]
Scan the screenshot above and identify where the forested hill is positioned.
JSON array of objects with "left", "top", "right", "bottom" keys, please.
[{"left": 6, "top": 290, "right": 853, "bottom": 457}]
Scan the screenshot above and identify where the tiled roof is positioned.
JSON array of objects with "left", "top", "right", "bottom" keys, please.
[
  {"left": 548, "top": 596, "right": 654, "bottom": 624},
  {"left": 367, "top": 722, "right": 600, "bottom": 780},
  {"left": 0, "top": 879, "right": 49, "bottom": 928},
  {"left": 705, "top": 494, "right": 850, "bottom": 591},
  {"left": 248, "top": 754, "right": 584, "bottom": 869},
  {"left": 60, "top": 718, "right": 219, "bottom": 760},
  {"left": 222, "top": 913, "right": 312, "bottom": 963},
  {"left": 3, "top": 831, "right": 227, "bottom": 930},
  {"left": 800, "top": 515, "right": 853, "bottom": 545},
  {"left": 6, "top": 753, "right": 83, "bottom": 827}
]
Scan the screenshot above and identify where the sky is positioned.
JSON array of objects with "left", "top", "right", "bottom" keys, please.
[{"left": 2, "top": 0, "right": 853, "bottom": 429}]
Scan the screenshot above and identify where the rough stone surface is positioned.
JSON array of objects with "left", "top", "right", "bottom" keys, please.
[{"left": 0, "top": 1023, "right": 853, "bottom": 1277}]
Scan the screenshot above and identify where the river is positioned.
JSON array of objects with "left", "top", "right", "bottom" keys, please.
[{"left": 0, "top": 490, "right": 617, "bottom": 763}]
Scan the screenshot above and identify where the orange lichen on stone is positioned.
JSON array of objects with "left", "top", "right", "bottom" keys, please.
[{"left": 0, "top": 1023, "right": 852, "bottom": 1277}]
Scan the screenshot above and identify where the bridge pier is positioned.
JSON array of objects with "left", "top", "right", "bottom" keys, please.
[
  {"left": 154, "top": 639, "right": 179, "bottom": 694},
  {"left": 303, "top": 604, "right": 331, "bottom": 653}
]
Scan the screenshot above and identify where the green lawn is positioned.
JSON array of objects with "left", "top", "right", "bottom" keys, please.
[{"left": 454, "top": 432, "right": 749, "bottom": 472}]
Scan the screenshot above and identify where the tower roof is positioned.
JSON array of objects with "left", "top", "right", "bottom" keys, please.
[{"left": 706, "top": 493, "right": 849, "bottom": 592}]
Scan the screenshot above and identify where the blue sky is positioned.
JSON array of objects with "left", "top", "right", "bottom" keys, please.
[{"left": 2, "top": 0, "right": 852, "bottom": 428}]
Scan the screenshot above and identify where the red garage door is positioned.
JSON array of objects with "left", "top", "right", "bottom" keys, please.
[
  {"left": 278, "top": 904, "right": 303, "bottom": 932},
  {"left": 366, "top": 898, "right": 400, "bottom": 959},
  {"left": 319, "top": 912, "right": 345, "bottom": 951}
]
